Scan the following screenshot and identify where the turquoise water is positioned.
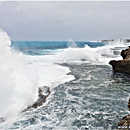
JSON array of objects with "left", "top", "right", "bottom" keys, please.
[
  {"left": 3, "top": 41, "right": 129, "bottom": 130},
  {"left": 11, "top": 41, "right": 105, "bottom": 55}
]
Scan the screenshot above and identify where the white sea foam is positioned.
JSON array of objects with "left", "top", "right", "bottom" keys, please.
[
  {"left": 23, "top": 39, "right": 127, "bottom": 66},
  {"left": 0, "top": 29, "right": 128, "bottom": 128},
  {"left": 0, "top": 29, "right": 74, "bottom": 122},
  {"left": 57, "top": 39, "right": 127, "bottom": 63},
  {"left": 39, "top": 40, "right": 125, "bottom": 64},
  {"left": 0, "top": 29, "right": 39, "bottom": 119}
]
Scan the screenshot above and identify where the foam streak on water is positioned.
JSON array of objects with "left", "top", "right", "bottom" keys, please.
[
  {"left": 0, "top": 29, "right": 130, "bottom": 129},
  {"left": 0, "top": 30, "right": 74, "bottom": 127},
  {"left": 6, "top": 63, "right": 130, "bottom": 130}
]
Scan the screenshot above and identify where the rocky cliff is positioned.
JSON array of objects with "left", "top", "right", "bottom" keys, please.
[{"left": 109, "top": 48, "right": 130, "bottom": 74}]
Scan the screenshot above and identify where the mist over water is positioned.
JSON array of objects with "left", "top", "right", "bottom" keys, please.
[
  {"left": 0, "top": 30, "right": 74, "bottom": 122},
  {"left": 0, "top": 30, "right": 129, "bottom": 129},
  {"left": 0, "top": 29, "right": 39, "bottom": 119}
]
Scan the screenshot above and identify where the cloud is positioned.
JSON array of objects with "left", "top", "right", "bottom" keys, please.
[{"left": 0, "top": 1, "right": 130, "bottom": 41}]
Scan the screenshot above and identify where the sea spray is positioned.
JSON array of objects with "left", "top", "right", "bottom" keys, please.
[
  {"left": 56, "top": 45, "right": 101, "bottom": 61},
  {"left": 0, "top": 33, "right": 129, "bottom": 129},
  {"left": 54, "top": 40, "right": 127, "bottom": 63},
  {"left": 18, "top": 39, "right": 126, "bottom": 66},
  {"left": 67, "top": 39, "right": 77, "bottom": 48},
  {"left": 108, "top": 39, "right": 126, "bottom": 47},
  {"left": 0, "top": 30, "right": 74, "bottom": 125},
  {"left": 0, "top": 29, "right": 39, "bottom": 119}
]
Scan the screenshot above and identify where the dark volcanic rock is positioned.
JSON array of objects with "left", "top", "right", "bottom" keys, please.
[
  {"left": 109, "top": 48, "right": 130, "bottom": 74},
  {"left": 31, "top": 86, "right": 51, "bottom": 108}
]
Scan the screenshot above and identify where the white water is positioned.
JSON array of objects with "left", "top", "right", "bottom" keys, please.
[
  {"left": 0, "top": 30, "right": 74, "bottom": 122},
  {"left": 0, "top": 29, "right": 128, "bottom": 128},
  {"left": 29, "top": 40, "right": 125, "bottom": 64},
  {"left": 0, "top": 30, "right": 39, "bottom": 120},
  {"left": 67, "top": 39, "right": 77, "bottom": 48},
  {"left": 57, "top": 39, "right": 126, "bottom": 64}
]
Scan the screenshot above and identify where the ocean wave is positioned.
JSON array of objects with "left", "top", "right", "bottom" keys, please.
[{"left": 0, "top": 29, "right": 74, "bottom": 125}]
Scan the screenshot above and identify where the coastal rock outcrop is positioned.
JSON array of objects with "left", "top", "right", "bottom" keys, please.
[
  {"left": 31, "top": 86, "right": 51, "bottom": 108},
  {"left": 23, "top": 86, "right": 51, "bottom": 111},
  {"left": 121, "top": 48, "right": 130, "bottom": 59},
  {"left": 109, "top": 48, "right": 130, "bottom": 74}
]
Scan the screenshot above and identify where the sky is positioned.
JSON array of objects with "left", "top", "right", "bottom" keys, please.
[{"left": 0, "top": 1, "right": 130, "bottom": 41}]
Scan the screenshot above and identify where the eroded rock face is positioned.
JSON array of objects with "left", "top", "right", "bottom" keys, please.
[
  {"left": 118, "top": 115, "right": 130, "bottom": 126},
  {"left": 109, "top": 60, "right": 130, "bottom": 74},
  {"left": 109, "top": 48, "right": 130, "bottom": 74},
  {"left": 121, "top": 49, "right": 130, "bottom": 59}
]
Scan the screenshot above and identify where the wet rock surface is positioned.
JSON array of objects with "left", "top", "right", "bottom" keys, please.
[
  {"left": 109, "top": 48, "right": 130, "bottom": 74},
  {"left": 23, "top": 86, "right": 51, "bottom": 111},
  {"left": 121, "top": 48, "right": 130, "bottom": 59}
]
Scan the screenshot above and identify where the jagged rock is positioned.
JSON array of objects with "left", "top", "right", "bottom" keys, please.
[
  {"left": 118, "top": 115, "right": 130, "bottom": 126},
  {"left": 109, "top": 48, "right": 130, "bottom": 74},
  {"left": 31, "top": 86, "right": 51, "bottom": 108},
  {"left": 23, "top": 86, "right": 51, "bottom": 111},
  {"left": 121, "top": 49, "right": 130, "bottom": 59},
  {"left": 109, "top": 60, "right": 130, "bottom": 74}
]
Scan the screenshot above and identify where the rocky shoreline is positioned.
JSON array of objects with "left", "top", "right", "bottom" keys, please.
[{"left": 109, "top": 48, "right": 130, "bottom": 128}]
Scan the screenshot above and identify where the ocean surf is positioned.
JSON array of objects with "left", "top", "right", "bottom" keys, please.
[{"left": 0, "top": 29, "right": 130, "bottom": 130}]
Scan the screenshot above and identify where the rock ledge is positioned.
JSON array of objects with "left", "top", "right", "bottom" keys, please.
[{"left": 109, "top": 48, "right": 130, "bottom": 74}]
